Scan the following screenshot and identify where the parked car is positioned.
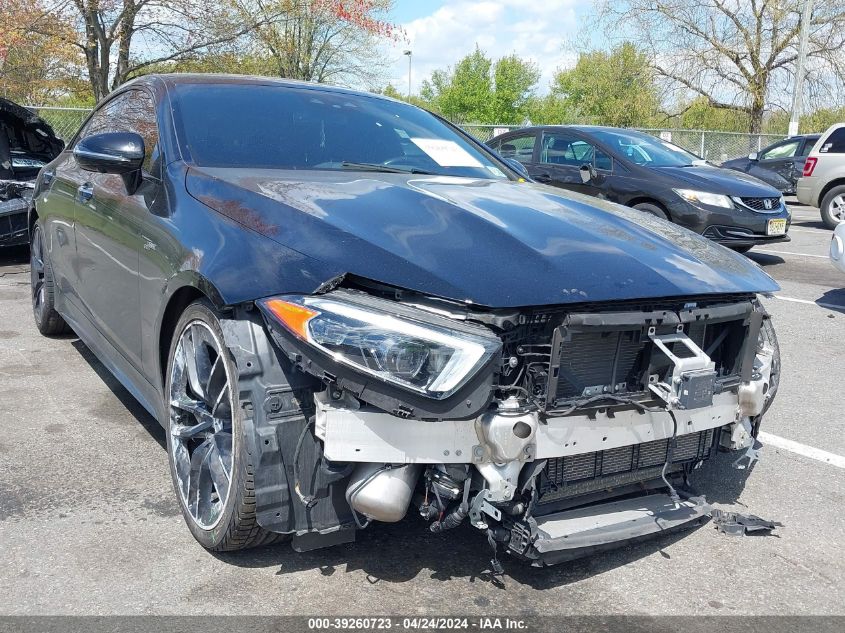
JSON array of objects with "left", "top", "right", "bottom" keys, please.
[
  {"left": 831, "top": 222, "right": 845, "bottom": 274},
  {"left": 721, "top": 134, "right": 820, "bottom": 194},
  {"left": 796, "top": 123, "right": 845, "bottom": 229},
  {"left": 0, "top": 98, "right": 64, "bottom": 246},
  {"left": 30, "top": 75, "right": 780, "bottom": 566},
  {"left": 488, "top": 125, "right": 791, "bottom": 253}
]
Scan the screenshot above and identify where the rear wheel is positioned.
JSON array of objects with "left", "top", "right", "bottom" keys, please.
[
  {"left": 632, "top": 202, "right": 669, "bottom": 221},
  {"left": 30, "top": 220, "right": 69, "bottom": 335},
  {"left": 165, "top": 300, "right": 278, "bottom": 551},
  {"left": 820, "top": 185, "right": 845, "bottom": 229}
]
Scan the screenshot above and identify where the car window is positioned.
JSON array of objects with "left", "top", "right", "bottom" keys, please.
[
  {"left": 760, "top": 140, "right": 800, "bottom": 160},
  {"left": 540, "top": 132, "right": 610, "bottom": 171},
  {"left": 590, "top": 129, "right": 700, "bottom": 167},
  {"left": 173, "top": 84, "right": 513, "bottom": 179},
  {"left": 799, "top": 139, "right": 817, "bottom": 156},
  {"left": 76, "top": 90, "right": 160, "bottom": 175},
  {"left": 113, "top": 91, "right": 159, "bottom": 174},
  {"left": 819, "top": 128, "right": 845, "bottom": 154},
  {"left": 497, "top": 133, "right": 537, "bottom": 163}
]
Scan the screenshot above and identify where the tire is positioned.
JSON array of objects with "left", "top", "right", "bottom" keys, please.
[
  {"left": 30, "top": 220, "right": 69, "bottom": 335},
  {"left": 164, "top": 299, "right": 277, "bottom": 551},
  {"left": 730, "top": 245, "right": 753, "bottom": 254},
  {"left": 632, "top": 202, "right": 669, "bottom": 221},
  {"left": 820, "top": 185, "right": 845, "bottom": 229}
]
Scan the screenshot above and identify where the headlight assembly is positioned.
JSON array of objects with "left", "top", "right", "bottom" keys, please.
[
  {"left": 259, "top": 294, "right": 501, "bottom": 399},
  {"left": 673, "top": 188, "right": 734, "bottom": 209}
]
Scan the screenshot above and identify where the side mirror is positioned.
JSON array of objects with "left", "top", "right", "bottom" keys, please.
[
  {"left": 74, "top": 132, "right": 144, "bottom": 175},
  {"left": 579, "top": 163, "right": 596, "bottom": 183},
  {"left": 748, "top": 152, "right": 758, "bottom": 161},
  {"left": 504, "top": 157, "right": 531, "bottom": 180}
]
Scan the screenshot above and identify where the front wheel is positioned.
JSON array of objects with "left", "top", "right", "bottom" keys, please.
[
  {"left": 820, "top": 185, "right": 845, "bottom": 229},
  {"left": 164, "top": 300, "right": 278, "bottom": 551}
]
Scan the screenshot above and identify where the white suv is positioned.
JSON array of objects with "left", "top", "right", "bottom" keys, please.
[{"left": 797, "top": 123, "right": 845, "bottom": 228}]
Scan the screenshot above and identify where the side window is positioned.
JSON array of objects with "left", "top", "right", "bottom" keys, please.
[
  {"left": 819, "top": 128, "right": 845, "bottom": 154},
  {"left": 112, "top": 91, "right": 160, "bottom": 175},
  {"left": 541, "top": 132, "right": 607, "bottom": 169},
  {"left": 76, "top": 90, "right": 160, "bottom": 175},
  {"left": 760, "top": 139, "right": 800, "bottom": 160},
  {"left": 76, "top": 98, "right": 123, "bottom": 140},
  {"left": 799, "top": 139, "right": 816, "bottom": 156},
  {"left": 498, "top": 134, "right": 536, "bottom": 163}
]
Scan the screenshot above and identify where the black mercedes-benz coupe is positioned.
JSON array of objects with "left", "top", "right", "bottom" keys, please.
[
  {"left": 29, "top": 74, "right": 781, "bottom": 566},
  {"left": 488, "top": 126, "right": 791, "bottom": 253}
]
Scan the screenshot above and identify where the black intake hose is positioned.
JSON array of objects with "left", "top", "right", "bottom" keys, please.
[{"left": 429, "top": 502, "right": 468, "bottom": 533}]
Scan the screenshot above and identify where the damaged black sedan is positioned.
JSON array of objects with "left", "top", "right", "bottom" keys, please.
[
  {"left": 1, "top": 99, "right": 64, "bottom": 246},
  {"left": 30, "top": 75, "right": 780, "bottom": 566}
]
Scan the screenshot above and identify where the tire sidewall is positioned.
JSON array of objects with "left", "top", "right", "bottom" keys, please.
[
  {"left": 164, "top": 300, "right": 248, "bottom": 549},
  {"left": 30, "top": 222, "right": 48, "bottom": 328}
]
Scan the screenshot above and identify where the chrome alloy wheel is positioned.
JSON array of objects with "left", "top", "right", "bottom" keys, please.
[
  {"left": 168, "top": 320, "right": 235, "bottom": 530},
  {"left": 830, "top": 194, "right": 845, "bottom": 223}
]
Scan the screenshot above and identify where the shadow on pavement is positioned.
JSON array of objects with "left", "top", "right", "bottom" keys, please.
[
  {"left": 71, "top": 338, "right": 166, "bottom": 449},
  {"left": 819, "top": 288, "right": 845, "bottom": 313},
  {"left": 211, "top": 450, "right": 753, "bottom": 589},
  {"left": 747, "top": 252, "right": 785, "bottom": 266}
]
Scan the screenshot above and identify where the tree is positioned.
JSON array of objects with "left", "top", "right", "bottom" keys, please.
[
  {"left": 233, "top": 0, "right": 399, "bottom": 87},
  {"left": 26, "top": 0, "right": 274, "bottom": 102},
  {"left": 597, "top": 1, "right": 845, "bottom": 134},
  {"left": 0, "top": 0, "right": 88, "bottom": 103},
  {"left": 551, "top": 42, "right": 660, "bottom": 128},
  {"left": 491, "top": 54, "right": 540, "bottom": 124},
  {"left": 420, "top": 47, "right": 540, "bottom": 123}
]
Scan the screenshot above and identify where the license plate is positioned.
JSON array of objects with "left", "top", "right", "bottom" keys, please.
[{"left": 767, "top": 218, "right": 787, "bottom": 236}]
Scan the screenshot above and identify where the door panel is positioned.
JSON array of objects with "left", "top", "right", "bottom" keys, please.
[
  {"left": 71, "top": 89, "right": 160, "bottom": 374},
  {"left": 38, "top": 152, "right": 84, "bottom": 303}
]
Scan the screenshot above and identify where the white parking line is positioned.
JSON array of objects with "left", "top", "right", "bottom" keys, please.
[
  {"left": 787, "top": 227, "right": 827, "bottom": 234},
  {"left": 759, "top": 432, "right": 845, "bottom": 469},
  {"left": 772, "top": 295, "right": 844, "bottom": 311},
  {"left": 755, "top": 248, "right": 828, "bottom": 259}
]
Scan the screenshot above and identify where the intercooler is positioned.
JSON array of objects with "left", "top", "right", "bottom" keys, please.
[{"left": 537, "top": 429, "right": 717, "bottom": 505}]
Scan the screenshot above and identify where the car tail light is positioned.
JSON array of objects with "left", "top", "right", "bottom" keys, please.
[{"left": 803, "top": 157, "right": 818, "bottom": 177}]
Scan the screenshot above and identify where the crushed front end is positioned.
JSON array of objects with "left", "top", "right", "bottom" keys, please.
[
  {"left": 1, "top": 99, "right": 64, "bottom": 246},
  {"left": 253, "top": 286, "right": 779, "bottom": 565}
]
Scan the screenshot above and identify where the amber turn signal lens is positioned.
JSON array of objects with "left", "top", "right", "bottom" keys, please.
[{"left": 263, "top": 299, "right": 318, "bottom": 339}]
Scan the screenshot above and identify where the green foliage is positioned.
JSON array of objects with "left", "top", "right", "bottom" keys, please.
[
  {"left": 671, "top": 97, "right": 750, "bottom": 132},
  {"left": 550, "top": 42, "right": 660, "bottom": 128},
  {"left": 419, "top": 47, "right": 539, "bottom": 124}
]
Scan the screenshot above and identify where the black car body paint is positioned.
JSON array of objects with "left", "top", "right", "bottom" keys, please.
[{"left": 31, "top": 75, "right": 782, "bottom": 563}]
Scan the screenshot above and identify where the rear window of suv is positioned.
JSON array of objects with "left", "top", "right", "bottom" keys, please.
[{"left": 819, "top": 128, "right": 845, "bottom": 154}]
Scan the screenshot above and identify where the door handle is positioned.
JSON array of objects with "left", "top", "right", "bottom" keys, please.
[
  {"left": 534, "top": 173, "right": 552, "bottom": 183},
  {"left": 77, "top": 182, "right": 93, "bottom": 203}
]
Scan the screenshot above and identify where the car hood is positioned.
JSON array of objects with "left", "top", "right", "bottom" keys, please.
[
  {"left": 652, "top": 164, "right": 779, "bottom": 196},
  {"left": 0, "top": 98, "right": 64, "bottom": 162},
  {"left": 186, "top": 167, "right": 778, "bottom": 307}
]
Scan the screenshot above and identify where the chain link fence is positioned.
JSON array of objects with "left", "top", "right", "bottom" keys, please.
[
  {"left": 24, "top": 106, "right": 91, "bottom": 143},
  {"left": 26, "top": 105, "right": 788, "bottom": 163},
  {"left": 458, "top": 124, "right": 787, "bottom": 162}
]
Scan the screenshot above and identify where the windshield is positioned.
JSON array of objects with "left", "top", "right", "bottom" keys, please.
[
  {"left": 173, "top": 83, "right": 511, "bottom": 179},
  {"left": 590, "top": 129, "right": 701, "bottom": 167}
]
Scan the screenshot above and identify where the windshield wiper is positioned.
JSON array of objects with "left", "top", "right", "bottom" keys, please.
[{"left": 339, "top": 161, "right": 435, "bottom": 175}]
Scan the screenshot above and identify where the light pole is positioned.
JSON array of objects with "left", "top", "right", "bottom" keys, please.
[
  {"left": 789, "top": 0, "right": 814, "bottom": 136},
  {"left": 403, "top": 50, "right": 412, "bottom": 101}
]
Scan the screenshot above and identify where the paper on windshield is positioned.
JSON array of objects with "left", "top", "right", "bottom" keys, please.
[{"left": 410, "top": 138, "right": 483, "bottom": 167}]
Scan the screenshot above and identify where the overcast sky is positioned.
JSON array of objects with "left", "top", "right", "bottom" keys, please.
[{"left": 384, "top": 0, "right": 602, "bottom": 95}]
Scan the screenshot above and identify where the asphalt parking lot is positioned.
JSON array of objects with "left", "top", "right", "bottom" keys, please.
[{"left": 1, "top": 201, "right": 843, "bottom": 617}]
